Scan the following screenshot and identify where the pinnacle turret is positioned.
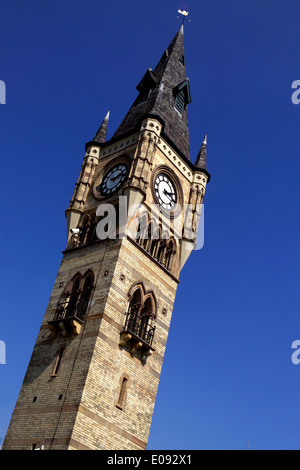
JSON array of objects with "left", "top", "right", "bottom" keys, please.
[
  {"left": 195, "top": 134, "right": 207, "bottom": 170},
  {"left": 93, "top": 110, "right": 110, "bottom": 143}
]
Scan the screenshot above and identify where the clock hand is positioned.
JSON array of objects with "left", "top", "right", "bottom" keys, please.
[
  {"left": 111, "top": 172, "right": 122, "bottom": 181},
  {"left": 163, "top": 189, "right": 175, "bottom": 202}
]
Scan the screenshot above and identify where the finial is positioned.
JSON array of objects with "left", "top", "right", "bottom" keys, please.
[{"left": 177, "top": 9, "right": 190, "bottom": 25}]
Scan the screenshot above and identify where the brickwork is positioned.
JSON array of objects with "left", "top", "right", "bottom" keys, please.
[{"left": 3, "top": 234, "right": 177, "bottom": 450}]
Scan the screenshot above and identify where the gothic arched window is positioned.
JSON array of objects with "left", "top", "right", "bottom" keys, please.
[
  {"left": 79, "top": 214, "right": 90, "bottom": 245},
  {"left": 64, "top": 273, "right": 82, "bottom": 319},
  {"left": 122, "top": 284, "right": 156, "bottom": 352},
  {"left": 143, "top": 222, "right": 153, "bottom": 251},
  {"left": 77, "top": 270, "right": 95, "bottom": 320},
  {"left": 139, "top": 296, "right": 156, "bottom": 345},
  {"left": 127, "top": 287, "right": 143, "bottom": 332},
  {"left": 156, "top": 238, "right": 167, "bottom": 265},
  {"left": 164, "top": 239, "right": 176, "bottom": 271},
  {"left": 136, "top": 212, "right": 148, "bottom": 246},
  {"left": 149, "top": 224, "right": 161, "bottom": 258},
  {"left": 85, "top": 213, "right": 98, "bottom": 244},
  {"left": 53, "top": 270, "right": 95, "bottom": 324}
]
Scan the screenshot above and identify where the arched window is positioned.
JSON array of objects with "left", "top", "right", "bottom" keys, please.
[
  {"left": 54, "top": 270, "right": 95, "bottom": 323},
  {"left": 149, "top": 224, "right": 160, "bottom": 258},
  {"left": 164, "top": 239, "right": 176, "bottom": 271},
  {"left": 70, "top": 212, "right": 101, "bottom": 248},
  {"left": 78, "top": 214, "right": 90, "bottom": 245},
  {"left": 122, "top": 284, "right": 156, "bottom": 350},
  {"left": 64, "top": 274, "right": 82, "bottom": 319},
  {"left": 143, "top": 222, "right": 153, "bottom": 251},
  {"left": 136, "top": 212, "right": 148, "bottom": 246},
  {"left": 77, "top": 270, "right": 95, "bottom": 320},
  {"left": 139, "top": 296, "right": 156, "bottom": 345},
  {"left": 156, "top": 239, "right": 167, "bottom": 264},
  {"left": 127, "top": 287, "right": 143, "bottom": 332},
  {"left": 86, "top": 213, "right": 98, "bottom": 244}
]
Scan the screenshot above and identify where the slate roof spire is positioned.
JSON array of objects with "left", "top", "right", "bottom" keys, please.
[
  {"left": 112, "top": 24, "right": 191, "bottom": 160},
  {"left": 93, "top": 110, "right": 110, "bottom": 143}
]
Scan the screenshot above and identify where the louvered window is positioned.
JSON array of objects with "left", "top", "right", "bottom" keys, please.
[{"left": 174, "top": 90, "right": 185, "bottom": 115}]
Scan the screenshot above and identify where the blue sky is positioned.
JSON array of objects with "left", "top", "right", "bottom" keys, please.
[{"left": 1, "top": 0, "right": 300, "bottom": 450}]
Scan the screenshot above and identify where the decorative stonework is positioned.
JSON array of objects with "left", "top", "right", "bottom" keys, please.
[{"left": 100, "top": 135, "right": 139, "bottom": 159}]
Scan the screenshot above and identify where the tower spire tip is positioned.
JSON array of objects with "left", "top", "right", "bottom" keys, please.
[{"left": 93, "top": 109, "right": 110, "bottom": 143}]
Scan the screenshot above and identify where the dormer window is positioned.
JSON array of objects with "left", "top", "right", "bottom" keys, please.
[
  {"left": 134, "top": 68, "right": 157, "bottom": 107},
  {"left": 178, "top": 54, "right": 185, "bottom": 66},
  {"left": 173, "top": 79, "right": 191, "bottom": 116},
  {"left": 136, "top": 88, "right": 152, "bottom": 106}
]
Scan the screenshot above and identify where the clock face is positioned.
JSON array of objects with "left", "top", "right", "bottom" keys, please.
[
  {"left": 96, "top": 163, "right": 128, "bottom": 196},
  {"left": 154, "top": 173, "right": 177, "bottom": 211}
]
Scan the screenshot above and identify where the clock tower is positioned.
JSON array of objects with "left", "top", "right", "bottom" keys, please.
[{"left": 3, "top": 24, "right": 210, "bottom": 450}]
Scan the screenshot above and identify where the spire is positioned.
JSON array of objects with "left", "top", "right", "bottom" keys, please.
[
  {"left": 195, "top": 134, "right": 207, "bottom": 170},
  {"left": 93, "top": 110, "right": 110, "bottom": 143},
  {"left": 112, "top": 25, "right": 191, "bottom": 160}
]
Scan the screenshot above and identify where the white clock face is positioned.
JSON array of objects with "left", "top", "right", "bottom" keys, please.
[
  {"left": 154, "top": 173, "right": 177, "bottom": 210},
  {"left": 97, "top": 163, "right": 128, "bottom": 196}
]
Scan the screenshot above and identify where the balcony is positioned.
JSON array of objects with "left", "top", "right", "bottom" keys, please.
[
  {"left": 48, "top": 298, "right": 87, "bottom": 337},
  {"left": 120, "top": 310, "right": 155, "bottom": 360}
]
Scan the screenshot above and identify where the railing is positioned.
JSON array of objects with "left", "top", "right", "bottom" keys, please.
[
  {"left": 53, "top": 298, "right": 88, "bottom": 322},
  {"left": 123, "top": 310, "right": 155, "bottom": 347}
]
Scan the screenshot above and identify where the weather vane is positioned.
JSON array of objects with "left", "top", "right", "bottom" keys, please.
[{"left": 177, "top": 9, "right": 190, "bottom": 25}]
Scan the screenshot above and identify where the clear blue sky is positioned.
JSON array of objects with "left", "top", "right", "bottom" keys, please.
[{"left": 1, "top": 0, "right": 300, "bottom": 450}]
